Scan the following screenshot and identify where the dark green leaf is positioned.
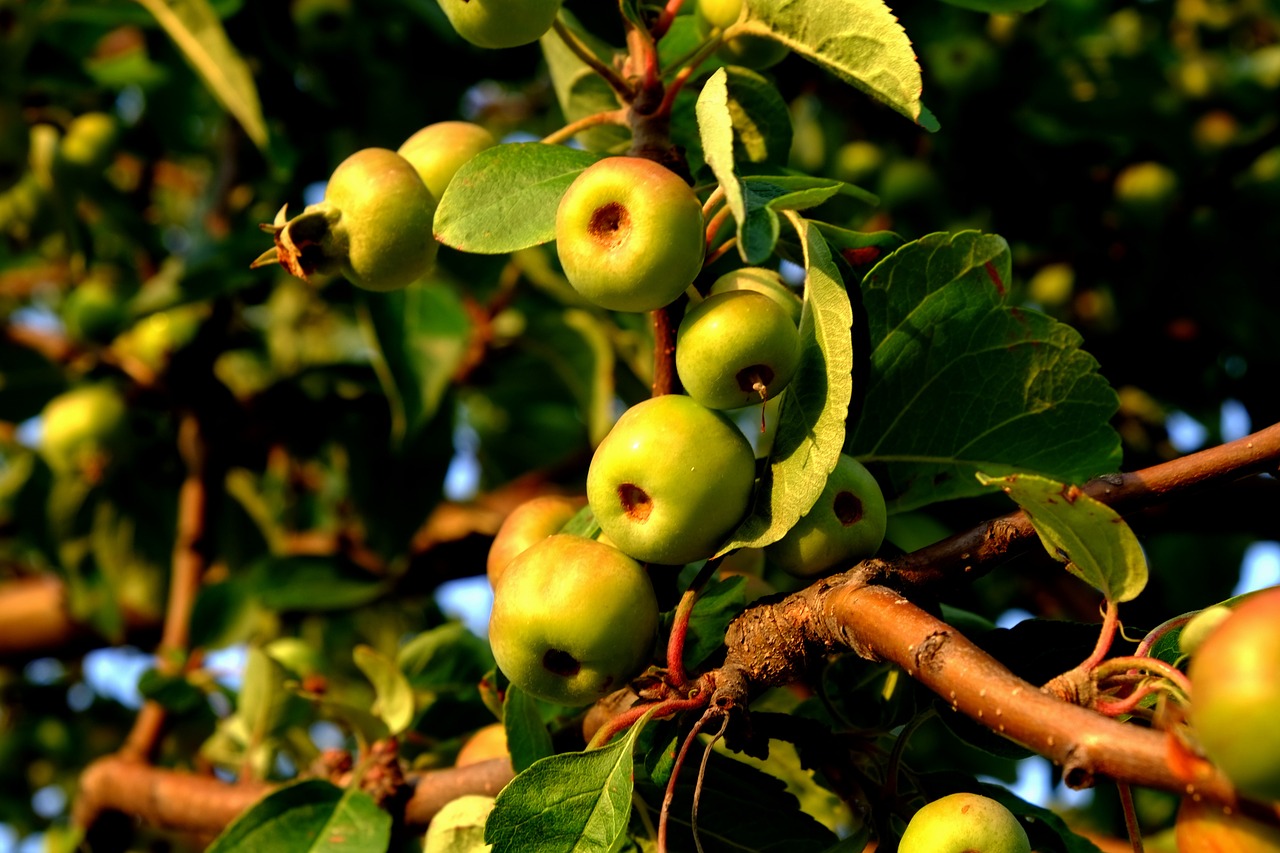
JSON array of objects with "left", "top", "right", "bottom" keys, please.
[
  {"left": 977, "top": 472, "right": 1148, "bottom": 602},
  {"left": 250, "top": 555, "right": 388, "bottom": 612},
  {"left": 847, "top": 232, "right": 1122, "bottom": 513},
  {"left": 206, "top": 780, "right": 391, "bottom": 853},
  {"left": 737, "top": 0, "right": 937, "bottom": 131},
  {"left": 485, "top": 715, "right": 648, "bottom": 853},
  {"left": 138, "top": 669, "right": 206, "bottom": 714},
  {"left": 724, "top": 68, "right": 793, "bottom": 167},
  {"left": 358, "top": 280, "right": 470, "bottom": 445},
  {"left": 724, "top": 213, "right": 853, "bottom": 550},
  {"left": 539, "top": 10, "right": 628, "bottom": 152},
  {"left": 503, "top": 684, "right": 554, "bottom": 773},
  {"left": 435, "top": 143, "right": 601, "bottom": 254},
  {"left": 941, "top": 0, "right": 1047, "bottom": 12},
  {"left": 673, "top": 565, "right": 746, "bottom": 670}
]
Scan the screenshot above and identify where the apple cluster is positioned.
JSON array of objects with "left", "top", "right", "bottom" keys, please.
[{"left": 258, "top": 121, "right": 496, "bottom": 292}]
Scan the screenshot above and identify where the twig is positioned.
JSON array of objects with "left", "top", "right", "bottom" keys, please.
[
  {"left": 552, "top": 17, "right": 633, "bottom": 100},
  {"left": 541, "top": 109, "right": 629, "bottom": 147}
]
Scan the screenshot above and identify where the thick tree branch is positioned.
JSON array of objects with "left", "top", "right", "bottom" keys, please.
[
  {"left": 73, "top": 754, "right": 515, "bottom": 839},
  {"left": 0, "top": 575, "right": 157, "bottom": 664}
]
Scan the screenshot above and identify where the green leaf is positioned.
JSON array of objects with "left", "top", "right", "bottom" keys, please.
[
  {"left": 736, "top": 176, "right": 871, "bottom": 263},
  {"left": 941, "top": 0, "right": 1047, "bottom": 12},
  {"left": 435, "top": 143, "right": 601, "bottom": 254},
  {"left": 979, "top": 783, "right": 1104, "bottom": 853},
  {"left": 737, "top": 0, "right": 938, "bottom": 131},
  {"left": 847, "top": 232, "right": 1122, "bottom": 513},
  {"left": 696, "top": 68, "right": 745, "bottom": 237},
  {"left": 133, "top": 0, "right": 268, "bottom": 150},
  {"left": 250, "top": 555, "right": 389, "bottom": 612},
  {"left": 637, "top": 749, "right": 838, "bottom": 852},
  {"left": 674, "top": 565, "right": 747, "bottom": 670},
  {"left": 503, "top": 684, "right": 554, "bottom": 773},
  {"left": 138, "top": 669, "right": 206, "bottom": 714},
  {"left": 398, "top": 622, "right": 495, "bottom": 687},
  {"left": 206, "top": 780, "right": 391, "bottom": 853},
  {"left": 724, "top": 213, "right": 853, "bottom": 550},
  {"left": 723, "top": 68, "right": 794, "bottom": 167},
  {"left": 353, "top": 645, "right": 416, "bottom": 736},
  {"left": 239, "top": 647, "right": 291, "bottom": 746},
  {"left": 978, "top": 472, "right": 1148, "bottom": 602},
  {"left": 485, "top": 715, "right": 648, "bottom": 853},
  {"left": 811, "top": 223, "right": 904, "bottom": 269},
  {"left": 358, "top": 280, "right": 471, "bottom": 445},
  {"left": 539, "top": 10, "right": 628, "bottom": 152}
]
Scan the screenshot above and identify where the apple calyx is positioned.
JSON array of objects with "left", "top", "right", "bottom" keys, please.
[
  {"left": 834, "top": 491, "right": 863, "bottom": 525},
  {"left": 543, "top": 649, "right": 581, "bottom": 678},
  {"left": 251, "top": 203, "right": 345, "bottom": 281},
  {"left": 619, "top": 483, "right": 654, "bottom": 522}
]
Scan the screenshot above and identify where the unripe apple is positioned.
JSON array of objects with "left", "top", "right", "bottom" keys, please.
[
  {"left": 488, "top": 535, "right": 659, "bottom": 706},
  {"left": 39, "top": 384, "right": 130, "bottom": 479},
  {"left": 437, "top": 0, "right": 562, "bottom": 49},
  {"left": 1178, "top": 604, "right": 1232, "bottom": 656},
  {"left": 454, "top": 722, "right": 508, "bottom": 767},
  {"left": 555, "top": 157, "right": 705, "bottom": 313},
  {"left": 766, "top": 454, "right": 887, "bottom": 577},
  {"left": 695, "top": 0, "right": 789, "bottom": 70},
  {"left": 587, "top": 395, "right": 756, "bottom": 565},
  {"left": 898, "top": 792, "right": 1031, "bottom": 853},
  {"left": 62, "top": 275, "right": 127, "bottom": 344},
  {"left": 423, "top": 794, "right": 495, "bottom": 852},
  {"left": 257, "top": 148, "right": 437, "bottom": 292},
  {"left": 1176, "top": 796, "right": 1280, "bottom": 852},
  {"left": 397, "top": 121, "right": 497, "bottom": 201},
  {"left": 1188, "top": 586, "right": 1280, "bottom": 802},
  {"left": 676, "top": 290, "right": 801, "bottom": 410},
  {"left": 708, "top": 266, "right": 802, "bottom": 326},
  {"left": 486, "top": 494, "right": 587, "bottom": 589}
]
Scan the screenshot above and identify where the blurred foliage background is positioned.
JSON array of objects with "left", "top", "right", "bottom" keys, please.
[{"left": 0, "top": 0, "right": 1278, "bottom": 849}]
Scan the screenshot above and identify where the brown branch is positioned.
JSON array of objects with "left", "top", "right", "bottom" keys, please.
[
  {"left": 73, "top": 754, "right": 515, "bottom": 840},
  {"left": 0, "top": 575, "right": 159, "bottom": 664},
  {"left": 711, "top": 581, "right": 1280, "bottom": 824},
  {"left": 651, "top": 303, "right": 681, "bottom": 397},
  {"left": 855, "top": 420, "right": 1280, "bottom": 592}
]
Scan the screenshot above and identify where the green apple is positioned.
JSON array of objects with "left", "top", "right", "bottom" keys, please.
[
  {"left": 766, "top": 454, "right": 887, "bottom": 577},
  {"left": 454, "top": 722, "right": 508, "bottom": 767},
  {"left": 39, "top": 384, "right": 130, "bottom": 479},
  {"left": 555, "top": 157, "right": 705, "bottom": 313},
  {"left": 423, "top": 794, "right": 495, "bottom": 853},
  {"left": 1177, "top": 604, "right": 1232, "bottom": 656},
  {"left": 488, "top": 534, "right": 659, "bottom": 706},
  {"left": 899, "top": 792, "right": 1031, "bottom": 853},
  {"left": 708, "top": 266, "right": 802, "bottom": 326},
  {"left": 258, "top": 148, "right": 437, "bottom": 292},
  {"left": 695, "top": 0, "right": 789, "bottom": 70},
  {"left": 587, "top": 394, "right": 755, "bottom": 565},
  {"left": 437, "top": 0, "right": 562, "bottom": 49},
  {"left": 397, "top": 121, "right": 497, "bottom": 201},
  {"left": 676, "top": 291, "right": 801, "bottom": 409},
  {"left": 486, "top": 494, "right": 586, "bottom": 589},
  {"left": 1189, "top": 586, "right": 1280, "bottom": 801},
  {"left": 63, "top": 275, "right": 127, "bottom": 344}
]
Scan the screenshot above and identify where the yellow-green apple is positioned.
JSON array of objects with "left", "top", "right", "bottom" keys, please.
[
  {"left": 676, "top": 290, "right": 801, "bottom": 409},
  {"left": 766, "top": 454, "right": 887, "bottom": 577}
]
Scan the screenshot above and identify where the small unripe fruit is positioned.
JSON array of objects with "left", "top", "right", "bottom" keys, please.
[
  {"left": 398, "top": 121, "right": 498, "bottom": 201},
  {"left": 556, "top": 157, "right": 705, "bottom": 313},
  {"left": 488, "top": 535, "right": 659, "bottom": 706},
  {"left": 486, "top": 494, "right": 586, "bottom": 589},
  {"left": 587, "top": 395, "right": 755, "bottom": 565},
  {"left": 1188, "top": 586, "right": 1280, "bottom": 802},
  {"left": 39, "top": 384, "right": 130, "bottom": 479},
  {"left": 708, "top": 267, "right": 802, "bottom": 326},
  {"left": 423, "top": 794, "right": 495, "bottom": 853},
  {"left": 695, "top": 0, "right": 789, "bottom": 70},
  {"left": 676, "top": 290, "right": 801, "bottom": 410},
  {"left": 898, "top": 792, "right": 1031, "bottom": 853},
  {"left": 454, "top": 722, "right": 508, "bottom": 767},
  {"left": 1178, "top": 604, "right": 1232, "bottom": 656},
  {"left": 767, "top": 454, "right": 887, "bottom": 577},
  {"left": 437, "top": 0, "right": 562, "bottom": 49}
]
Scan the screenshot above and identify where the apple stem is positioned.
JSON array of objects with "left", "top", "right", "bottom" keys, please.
[
  {"left": 656, "top": 33, "right": 725, "bottom": 120},
  {"left": 1117, "top": 782, "right": 1147, "bottom": 853},
  {"left": 704, "top": 235, "right": 738, "bottom": 268},
  {"left": 704, "top": 205, "right": 733, "bottom": 257},
  {"left": 1080, "top": 598, "right": 1121, "bottom": 672},
  {"left": 588, "top": 690, "right": 710, "bottom": 750},
  {"left": 658, "top": 705, "right": 724, "bottom": 853},
  {"left": 667, "top": 558, "right": 723, "bottom": 689},
  {"left": 651, "top": 303, "right": 681, "bottom": 396},
  {"left": 1092, "top": 655, "right": 1193, "bottom": 697},
  {"left": 650, "top": 0, "right": 687, "bottom": 41},
  {"left": 552, "top": 17, "right": 634, "bottom": 100}
]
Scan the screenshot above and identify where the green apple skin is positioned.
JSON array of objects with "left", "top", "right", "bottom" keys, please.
[
  {"left": 695, "top": 0, "right": 789, "bottom": 70},
  {"left": 1189, "top": 586, "right": 1280, "bottom": 802},
  {"left": 63, "top": 276, "right": 127, "bottom": 344},
  {"left": 39, "top": 384, "right": 129, "bottom": 477},
  {"left": 488, "top": 534, "right": 659, "bottom": 706},
  {"left": 322, "top": 148, "right": 438, "bottom": 292},
  {"left": 676, "top": 291, "right": 801, "bottom": 410},
  {"left": 397, "top": 121, "right": 497, "bottom": 201},
  {"left": 555, "top": 157, "right": 705, "bottom": 313},
  {"left": 486, "top": 494, "right": 587, "bottom": 589},
  {"left": 1178, "top": 604, "right": 1232, "bottom": 656},
  {"left": 708, "top": 267, "right": 802, "bottom": 326},
  {"left": 899, "top": 793, "right": 1031, "bottom": 853},
  {"left": 437, "top": 0, "right": 562, "bottom": 49},
  {"left": 587, "top": 394, "right": 755, "bottom": 565},
  {"left": 766, "top": 454, "right": 887, "bottom": 577}
]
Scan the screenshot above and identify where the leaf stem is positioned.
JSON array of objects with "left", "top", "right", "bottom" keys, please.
[
  {"left": 650, "top": 0, "right": 687, "bottom": 41},
  {"left": 666, "top": 558, "right": 722, "bottom": 689},
  {"left": 1093, "top": 655, "right": 1193, "bottom": 696},
  {"left": 552, "top": 16, "right": 634, "bottom": 100},
  {"left": 1081, "top": 599, "right": 1121, "bottom": 671},
  {"left": 541, "top": 108, "right": 629, "bottom": 146}
]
